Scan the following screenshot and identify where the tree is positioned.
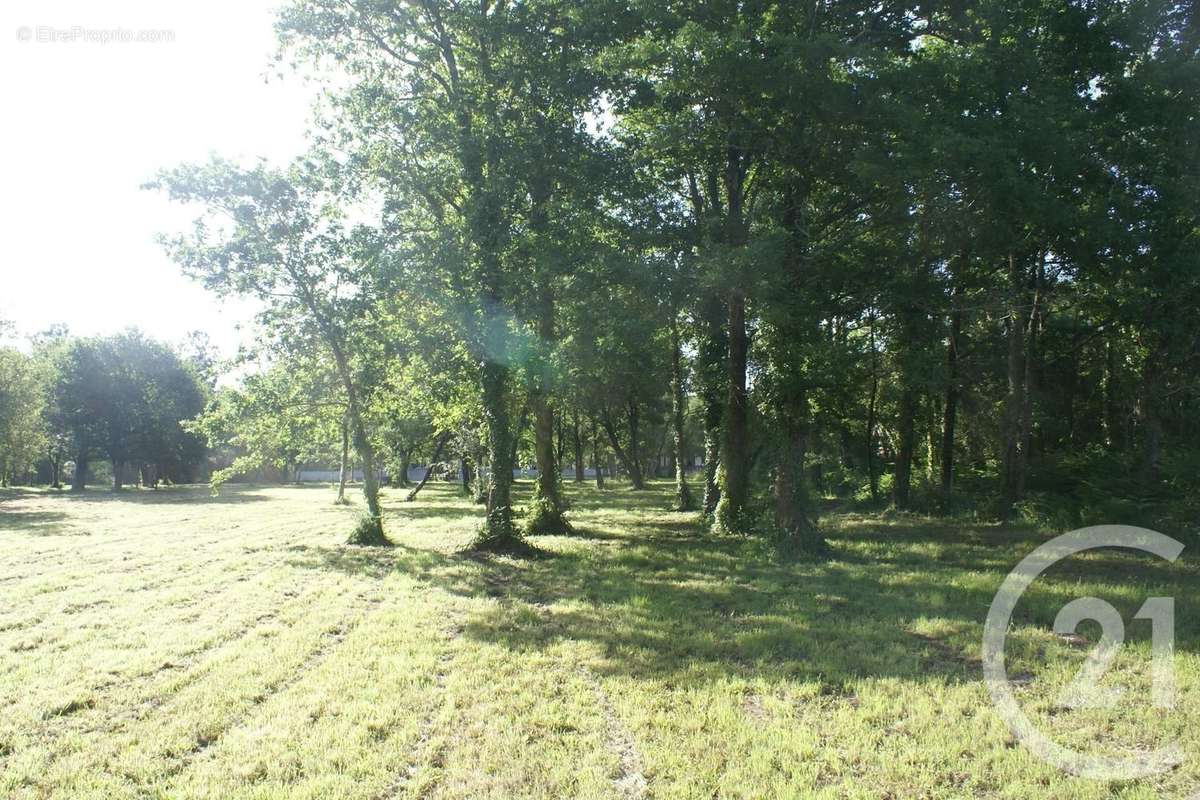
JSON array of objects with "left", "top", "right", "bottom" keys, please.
[
  {"left": 0, "top": 347, "right": 46, "bottom": 486},
  {"left": 40, "top": 332, "right": 207, "bottom": 491},
  {"left": 279, "top": 0, "right": 628, "bottom": 551},
  {"left": 150, "top": 158, "right": 393, "bottom": 545}
]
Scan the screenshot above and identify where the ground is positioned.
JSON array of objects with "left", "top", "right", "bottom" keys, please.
[{"left": 0, "top": 481, "right": 1197, "bottom": 799}]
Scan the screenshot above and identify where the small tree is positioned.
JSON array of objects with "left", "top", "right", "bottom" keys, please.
[{"left": 150, "top": 158, "right": 393, "bottom": 545}]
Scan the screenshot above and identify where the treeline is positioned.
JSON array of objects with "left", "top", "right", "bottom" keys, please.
[
  {"left": 0, "top": 327, "right": 209, "bottom": 489},
  {"left": 144, "top": 0, "right": 1196, "bottom": 551}
]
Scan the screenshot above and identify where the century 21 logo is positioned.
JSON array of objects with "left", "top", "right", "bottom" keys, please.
[{"left": 982, "top": 526, "right": 1184, "bottom": 780}]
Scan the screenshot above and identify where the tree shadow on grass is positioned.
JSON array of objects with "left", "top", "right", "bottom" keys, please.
[
  {"left": 0, "top": 509, "right": 74, "bottom": 536},
  {"left": 283, "top": 521, "right": 993, "bottom": 689},
  {"left": 285, "top": 481, "right": 1200, "bottom": 692},
  {"left": 58, "top": 485, "right": 275, "bottom": 506},
  {"left": 282, "top": 542, "right": 455, "bottom": 581}
]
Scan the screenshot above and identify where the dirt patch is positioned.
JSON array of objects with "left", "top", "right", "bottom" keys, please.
[
  {"left": 579, "top": 667, "right": 648, "bottom": 800},
  {"left": 741, "top": 693, "right": 768, "bottom": 721}
]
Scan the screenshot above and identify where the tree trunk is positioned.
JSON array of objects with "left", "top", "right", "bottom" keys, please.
[
  {"left": 701, "top": 416, "right": 721, "bottom": 516},
  {"left": 893, "top": 299, "right": 924, "bottom": 510},
  {"left": 627, "top": 400, "right": 644, "bottom": 490},
  {"left": 477, "top": 359, "right": 519, "bottom": 549},
  {"left": 351, "top": 417, "right": 383, "bottom": 539},
  {"left": 717, "top": 289, "right": 749, "bottom": 531},
  {"left": 472, "top": 448, "right": 488, "bottom": 504},
  {"left": 572, "top": 412, "right": 584, "bottom": 484},
  {"left": 531, "top": 392, "right": 561, "bottom": 504},
  {"left": 49, "top": 447, "right": 63, "bottom": 490},
  {"left": 591, "top": 418, "right": 605, "bottom": 489},
  {"left": 528, "top": 385, "right": 568, "bottom": 532},
  {"left": 696, "top": 293, "right": 725, "bottom": 518},
  {"left": 522, "top": 169, "right": 568, "bottom": 535},
  {"left": 112, "top": 460, "right": 123, "bottom": 491},
  {"left": 396, "top": 449, "right": 412, "bottom": 488},
  {"left": 336, "top": 412, "right": 350, "bottom": 504},
  {"left": 461, "top": 457, "right": 471, "bottom": 494},
  {"left": 1019, "top": 255, "right": 1043, "bottom": 476},
  {"left": 325, "top": 339, "right": 386, "bottom": 545},
  {"left": 1000, "top": 252, "right": 1035, "bottom": 520},
  {"left": 940, "top": 282, "right": 962, "bottom": 496},
  {"left": 1138, "top": 353, "right": 1164, "bottom": 482},
  {"left": 406, "top": 431, "right": 451, "bottom": 502},
  {"left": 893, "top": 386, "right": 916, "bottom": 510},
  {"left": 866, "top": 310, "right": 880, "bottom": 502},
  {"left": 773, "top": 388, "right": 821, "bottom": 555},
  {"left": 601, "top": 408, "right": 643, "bottom": 489},
  {"left": 1103, "top": 336, "right": 1123, "bottom": 451},
  {"left": 509, "top": 404, "right": 529, "bottom": 472},
  {"left": 669, "top": 313, "right": 693, "bottom": 511}
]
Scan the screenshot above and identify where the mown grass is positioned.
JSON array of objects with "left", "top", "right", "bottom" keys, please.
[{"left": 0, "top": 480, "right": 1197, "bottom": 799}]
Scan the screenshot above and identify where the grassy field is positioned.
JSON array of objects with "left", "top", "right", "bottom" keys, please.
[{"left": 0, "top": 480, "right": 1197, "bottom": 799}]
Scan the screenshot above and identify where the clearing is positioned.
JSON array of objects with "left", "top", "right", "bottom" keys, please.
[{"left": 0, "top": 482, "right": 1197, "bottom": 799}]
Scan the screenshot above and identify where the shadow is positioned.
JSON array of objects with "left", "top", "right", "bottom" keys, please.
[
  {"left": 55, "top": 485, "right": 274, "bottom": 506},
  {"left": 0, "top": 509, "right": 74, "bottom": 536},
  {"left": 282, "top": 542, "right": 455, "bottom": 581},
  {"left": 284, "top": 479, "right": 1200, "bottom": 694}
]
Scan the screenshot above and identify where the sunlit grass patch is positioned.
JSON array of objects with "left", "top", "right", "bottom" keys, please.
[{"left": 0, "top": 480, "right": 1196, "bottom": 798}]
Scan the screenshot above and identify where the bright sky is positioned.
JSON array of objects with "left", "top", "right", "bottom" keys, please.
[{"left": 0, "top": 0, "right": 318, "bottom": 356}]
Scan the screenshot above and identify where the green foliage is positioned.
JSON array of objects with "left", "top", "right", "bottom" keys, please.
[
  {"left": 192, "top": 357, "right": 343, "bottom": 489},
  {"left": 133, "top": 0, "right": 1200, "bottom": 553},
  {"left": 38, "top": 331, "right": 208, "bottom": 487},
  {"left": 0, "top": 347, "right": 47, "bottom": 484}
]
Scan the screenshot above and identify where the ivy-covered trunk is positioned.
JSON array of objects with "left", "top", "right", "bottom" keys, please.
[
  {"left": 528, "top": 389, "right": 569, "bottom": 533},
  {"left": 716, "top": 289, "right": 749, "bottom": 531},
  {"left": 472, "top": 447, "right": 488, "bottom": 504},
  {"left": 670, "top": 314, "right": 693, "bottom": 511},
  {"left": 696, "top": 293, "right": 726, "bottom": 517},
  {"left": 773, "top": 393, "right": 821, "bottom": 556},
  {"left": 477, "top": 359, "right": 520, "bottom": 549},
  {"left": 866, "top": 311, "right": 880, "bottom": 502}
]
